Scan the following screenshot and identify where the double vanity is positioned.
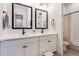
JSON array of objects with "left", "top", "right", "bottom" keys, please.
[
  {"left": 0, "top": 3, "right": 58, "bottom": 56},
  {"left": 0, "top": 33, "right": 57, "bottom": 56}
]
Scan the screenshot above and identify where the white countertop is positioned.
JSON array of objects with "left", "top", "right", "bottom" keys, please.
[{"left": 0, "top": 32, "right": 57, "bottom": 41}]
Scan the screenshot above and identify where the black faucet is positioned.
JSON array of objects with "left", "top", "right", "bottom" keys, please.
[
  {"left": 22, "top": 29, "right": 26, "bottom": 35},
  {"left": 41, "top": 29, "right": 44, "bottom": 33}
]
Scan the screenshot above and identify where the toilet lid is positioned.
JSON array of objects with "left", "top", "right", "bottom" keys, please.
[{"left": 63, "top": 41, "right": 69, "bottom": 45}]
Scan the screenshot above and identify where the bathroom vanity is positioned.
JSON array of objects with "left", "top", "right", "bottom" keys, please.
[
  {"left": 0, "top": 3, "right": 57, "bottom": 56},
  {"left": 0, "top": 33, "right": 57, "bottom": 56}
]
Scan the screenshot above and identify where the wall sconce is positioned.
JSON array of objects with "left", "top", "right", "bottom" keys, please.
[
  {"left": 51, "top": 19, "right": 56, "bottom": 30},
  {"left": 51, "top": 19, "right": 55, "bottom": 26}
]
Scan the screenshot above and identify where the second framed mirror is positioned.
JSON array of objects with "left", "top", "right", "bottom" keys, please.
[{"left": 35, "top": 8, "right": 48, "bottom": 29}]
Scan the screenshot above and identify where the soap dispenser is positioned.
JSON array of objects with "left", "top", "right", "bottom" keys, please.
[{"left": 3, "top": 11, "right": 9, "bottom": 29}]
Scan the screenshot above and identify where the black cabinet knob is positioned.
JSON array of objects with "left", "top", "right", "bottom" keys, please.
[
  {"left": 23, "top": 45, "right": 27, "bottom": 48},
  {"left": 48, "top": 40, "right": 51, "bottom": 42}
]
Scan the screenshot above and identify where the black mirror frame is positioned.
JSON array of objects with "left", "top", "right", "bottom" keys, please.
[
  {"left": 35, "top": 8, "right": 48, "bottom": 29},
  {"left": 12, "top": 3, "right": 32, "bottom": 29}
]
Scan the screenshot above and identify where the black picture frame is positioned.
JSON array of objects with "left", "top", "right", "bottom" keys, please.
[
  {"left": 12, "top": 3, "right": 32, "bottom": 29},
  {"left": 35, "top": 8, "right": 48, "bottom": 29}
]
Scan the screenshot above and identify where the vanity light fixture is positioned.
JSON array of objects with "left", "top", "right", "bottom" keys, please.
[{"left": 39, "top": 3, "right": 50, "bottom": 8}]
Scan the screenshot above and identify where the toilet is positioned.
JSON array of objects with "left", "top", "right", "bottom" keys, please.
[{"left": 63, "top": 41, "right": 69, "bottom": 51}]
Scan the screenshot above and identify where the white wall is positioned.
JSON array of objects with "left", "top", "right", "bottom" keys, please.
[
  {"left": 0, "top": 3, "right": 63, "bottom": 55},
  {"left": 0, "top": 3, "right": 58, "bottom": 35}
]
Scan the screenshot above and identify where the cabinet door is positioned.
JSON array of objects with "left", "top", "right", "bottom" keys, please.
[
  {"left": 40, "top": 39, "right": 49, "bottom": 55},
  {"left": 48, "top": 38, "right": 57, "bottom": 52},
  {"left": 21, "top": 43, "right": 29, "bottom": 56},
  {"left": 0, "top": 42, "right": 1, "bottom": 56},
  {"left": 40, "top": 35, "right": 57, "bottom": 55},
  {"left": 29, "top": 41, "right": 40, "bottom": 56},
  {"left": 1, "top": 45, "right": 22, "bottom": 56}
]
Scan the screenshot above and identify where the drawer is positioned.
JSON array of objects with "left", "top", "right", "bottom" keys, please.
[
  {"left": 17, "top": 38, "right": 29, "bottom": 44},
  {"left": 1, "top": 38, "right": 29, "bottom": 46},
  {"left": 1, "top": 40, "right": 19, "bottom": 46},
  {"left": 40, "top": 35, "right": 57, "bottom": 41},
  {"left": 1, "top": 37, "right": 39, "bottom": 46},
  {"left": 28, "top": 37, "right": 39, "bottom": 43},
  {"left": 17, "top": 37, "right": 39, "bottom": 44}
]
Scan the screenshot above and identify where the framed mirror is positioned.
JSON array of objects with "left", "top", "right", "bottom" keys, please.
[
  {"left": 35, "top": 8, "right": 48, "bottom": 29},
  {"left": 12, "top": 3, "right": 32, "bottom": 29}
]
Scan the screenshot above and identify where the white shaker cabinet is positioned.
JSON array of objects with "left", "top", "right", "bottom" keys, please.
[
  {"left": 0, "top": 34, "right": 57, "bottom": 56},
  {"left": 40, "top": 38, "right": 49, "bottom": 55},
  {"left": 22, "top": 38, "right": 40, "bottom": 56},
  {"left": 21, "top": 43, "right": 29, "bottom": 56},
  {"left": 29, "top": 41, "right": 40, "bottom": 56},
  {"left": 1, "top": 43, "right": 29, "bottom": 56},
  {"left": 48, "top": 37, "right": 57, "bottom": 52},
  {"left": 40, "top": 35, "right": 57, "bottom": 55},
  {"left": 1, "top": 44, "right": 22, "bottom": 56},
  {"left": 0, "top": 37, "right": 40, "bottom": 56}
]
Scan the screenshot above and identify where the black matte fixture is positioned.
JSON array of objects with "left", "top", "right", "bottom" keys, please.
[
  {"left": 22, "top": 29, "right": 26, "bottom": 35},
  {"left": 41, "top": 29, "right": 44, "bottom": 33}
]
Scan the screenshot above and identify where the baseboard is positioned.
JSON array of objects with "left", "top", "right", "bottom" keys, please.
[{"left": 70, "top": 45, "right": 79, "bottom": 51}]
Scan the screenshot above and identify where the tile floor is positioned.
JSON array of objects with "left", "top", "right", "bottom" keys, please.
[{"left": 64, "top": 48, "right": 79, "bottom": 56}]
